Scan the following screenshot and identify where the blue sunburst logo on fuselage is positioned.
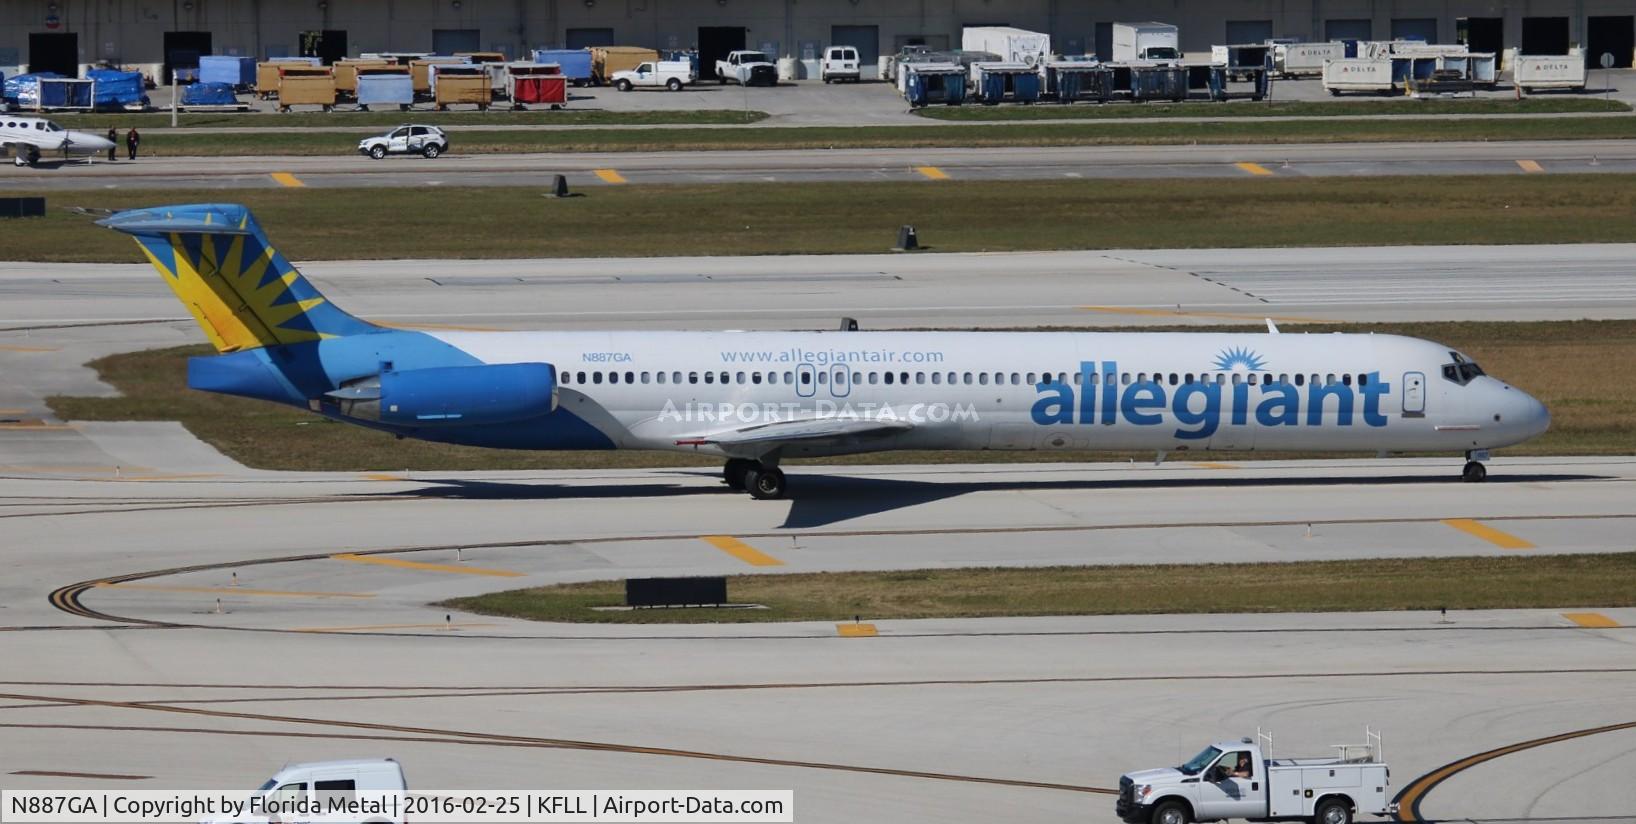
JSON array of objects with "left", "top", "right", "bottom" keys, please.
[{"left": 1213, "top": 346, "right": 1267, "bottom": 371}]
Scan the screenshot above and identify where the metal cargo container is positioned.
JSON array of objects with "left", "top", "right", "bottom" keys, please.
[
  {"left": 960, "top": 26, "right": 1051, "bottom": 68},
  {"left": 431, "top": 65, "right": 491, "bottom": 109},
  {"left": 903, "top": 63, "right": 967, "bottom": 107},
  {"left": 199, "top": 55, "right": 256, "bottom": 89},
  {"left": 256, "top": 57, "right": 321, "bottom": 98},
  {"left": 355, "top": 67, "right": 413, "bottom": 111},
  {"left": 410, "top": 57, "right": 470, "bottom": 96},
  {"left": 1129, "top": 64, "right": 1187, "bottom": 101},
  {"left": 1209, "top": 44, "right": 1271, "bottom": 80},
  {"left": 970, "top": 62, "right": 1042, "bottom": 104},
  {"left": 1441, "top": 52, "right": 1498, "bottom": 87},
  {"left": 276, "top": 67, "right": 335, "bottom": 111},
  {"left": 1274, "top": 42, "right": 1343, "bottom": 77},
  {"left": 457, "top": 52, "right": 510, "bottom": 97},
  {"left": 1514, "top": 50, "right": 1586, "bottom": 91},
  {"left": 33, "top": 77, "right": 95, "bottom": 110},
  {"left": 591, "top": 47, "right": 658, "bottom": 85},
  {"left": 1322, "top": 57, "right": 1394, "bottom": 94},
  {"left": 1046, "top": 62, "right": 1112, "bottom": 102},
  {"left": 531, "top": 49, "right": 593, "bottom": 85},
  {"left": 333, "top": 60, "right": 391, "bottom": 97},
  {"left": 506, "top": 62, "right": 567, "bottom": 109},
  {"left": 1190, "top": 63, "right": 1268, "bottom": 100}
]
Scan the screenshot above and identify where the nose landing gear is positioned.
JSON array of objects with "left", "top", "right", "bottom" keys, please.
[{"left": 1461, "top": 450, "right": 1489, "bottom": 483}]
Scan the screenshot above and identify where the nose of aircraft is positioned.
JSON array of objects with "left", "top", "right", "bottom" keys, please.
[
  {"left": 68, "top": 131, "right": 116, "bottom": 154},
  {"left": 1492, "top": 381, "right": 1551, "bottom": 443}
]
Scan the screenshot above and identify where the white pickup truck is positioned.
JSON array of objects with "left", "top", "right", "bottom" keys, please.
[
  {"left": 716, "top": 50, "right": 778, "bottom": 86},
  {"left": 1116, "top": 731, "right": 1394, "bottom": 824},
  {"left": 610, "top": 60, "right": 694, "bottom": 91}
]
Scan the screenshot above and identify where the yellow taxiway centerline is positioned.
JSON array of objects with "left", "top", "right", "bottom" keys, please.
[{"left": 332, "top": 552, "right": 525, "bottom": 577}]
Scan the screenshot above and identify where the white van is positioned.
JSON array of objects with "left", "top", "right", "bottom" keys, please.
[
  {"left": 822, "top": 46, "right": 861, "bottom": 82},
  {"left": 230, "top": 759, "right": 408, "bottom": 824}
]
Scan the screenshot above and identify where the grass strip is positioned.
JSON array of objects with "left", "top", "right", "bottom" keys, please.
[
  {"left": 44, "top": 320, "right": 1636, "bottom": 471},
  {"left": 49, "top": 109, "right": 770, "bottom": 129},
  {"left": 441, "top": 553, "right": 1636, "bottom": 624},
  {"left": 62, "top": 116, "right": 1636, "bottom": 156},
  {"left": 914, "top": 97, "right": 1632, "bottom": 121},
  {"left": 10, "top": 176, "right": 1636, "bottom": 263}
]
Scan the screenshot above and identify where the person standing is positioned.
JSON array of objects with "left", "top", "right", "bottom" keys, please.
[
  {"left": 125, "top": 127, "right": 140, "bottom": 160},
  {"left": 105, "top": 127, "right": 117, "bottom": 161}
]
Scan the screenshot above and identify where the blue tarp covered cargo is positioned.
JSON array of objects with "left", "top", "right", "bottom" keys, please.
[
  {"left": 531, "top": 49, "right": 592, "bottom": 83},
  {"left": 4, "top": 72, "right": 62, "bottom": 107},
  {"left": 86, "top": 69, "right": 146, "bottom": 109},
  {"left": 182, "top": 82, "right": 239, "bottom": 106},
  {"left": 199, "top": 55, "right": 256, "bottom": 88},
  {"left": 356, "top": 73, "right": 413, "bottom": 108}
]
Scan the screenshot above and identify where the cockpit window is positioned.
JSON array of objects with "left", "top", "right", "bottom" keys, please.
[
  {"left": 45, "top": 121, "right": 62, "bottom": 132},
  {"left": 1441, "top": 351, "right": 1486, "bottom": 385}
]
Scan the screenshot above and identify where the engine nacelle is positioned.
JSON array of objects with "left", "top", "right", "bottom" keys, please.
[{"left": 336, "top": 363, "right": 557, "bottom": 427}]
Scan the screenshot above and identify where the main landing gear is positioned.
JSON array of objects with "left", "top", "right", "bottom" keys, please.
[
  {"left": 1462, "top": 450, "right": 1488, "bottom": 483},
  {"left": 723, "top": 458, "right": 787, "bottom": 500}
]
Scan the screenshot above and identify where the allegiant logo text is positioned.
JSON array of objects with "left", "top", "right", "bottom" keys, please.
[{"left": 1032, "top": 361, "right": 1392, "bottom": 439}]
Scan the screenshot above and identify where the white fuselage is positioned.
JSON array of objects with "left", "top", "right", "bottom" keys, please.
[
  {"left": 0, "top": 116, "right": 117, "bottom": 161},
  {"left": 425, "top": 329, "right": 1549, "bottom": 459}
]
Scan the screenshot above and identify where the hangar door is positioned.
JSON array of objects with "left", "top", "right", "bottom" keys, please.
[
  {"left": 698, "top": 26, "right": 747, "bottom": 80},
  {"left": 1586, "top": 16, "right": 1634, "bottom": 68},
  {"left": 28, "top": 32, "right": 77, "bottom": 76},
  {"left": 432, "top": 29, "right": 480, "bottom": 54},
  {"left": 1325, "top": 19, "right": 1371, "bottom": 42},
  {"left": 300, "top": 30, "right": 348, "bottom": 65},
  {"left": 1390, "top": 18, "right": 1438, "bottom": 43},
  {"left": 831, "top": 25, "right": 879, "bottom": 71},
  {"left": 1457, "top": 18, "right": 1503, "bottom": 56},
  {"left": 1521, "top": 17, "right": 1570, "bottom": 55},
  {"left": 1225, "top": 20, "right": 1273, "bottom": 45},
  {"left": 163, "top": 31, "right": 212, "bottom": 81},
  {"left": 565, "top": 28, "right": 613, "bottom": 50}
]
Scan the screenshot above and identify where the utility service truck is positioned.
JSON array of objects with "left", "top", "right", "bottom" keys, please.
[{"left": 1116, "top": 730, "right": 1394, "bottom": 824}]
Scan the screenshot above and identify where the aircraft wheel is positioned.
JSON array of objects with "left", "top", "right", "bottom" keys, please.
[
  {"left": 1462, "top": 461, "right": 1487, "bottom": 483},
  {"left": 744, "top": 467, "right": 787, "bottom": 500},
  {"left": 723, "top": 459, "right": 754, "bottom": 490}
]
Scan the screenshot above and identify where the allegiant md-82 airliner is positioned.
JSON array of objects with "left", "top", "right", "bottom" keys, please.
[{"left": 100, "top": 204, "right": 1550, "bottom": 499}]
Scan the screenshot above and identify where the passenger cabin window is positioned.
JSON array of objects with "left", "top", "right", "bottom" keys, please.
[{"left": 314, "top": 780, "right": 356, "bottom": 803}]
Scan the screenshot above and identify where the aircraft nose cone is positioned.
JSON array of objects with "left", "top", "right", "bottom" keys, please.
[
  {"left": 1496, "top": 384, "right": 1550, "bottom": 441},
  {"left": 71, "top": 132, "right": 115, "bottom": 151}
]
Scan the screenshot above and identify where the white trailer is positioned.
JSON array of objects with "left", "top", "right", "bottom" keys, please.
[
  {"left": 1113, "top": 22, "right": 1180, "bottom": 64},
  {"left": 961, "top": 26, "right": 1051, "bottom": 69},
  {"left": 1274, "top": 42, "right": 1344, "bottom": 77},
  {"left": 1514, "top": 48, "right": 1587, "bottom": 91},
  {"left": 1323, "top": 57, "right": 1395, "bottom": 95}
]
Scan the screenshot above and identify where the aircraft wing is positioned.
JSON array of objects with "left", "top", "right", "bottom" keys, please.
[{"left": 676, "top": 416, "right": 913, "bottom": 455}]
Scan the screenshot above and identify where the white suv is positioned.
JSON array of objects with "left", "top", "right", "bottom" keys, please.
[
  {"left": 357, "top": 124, "right": 449, "bottom": 159},
  {"left": 822, "top": 46, "right": 861, "bottom": 82}
]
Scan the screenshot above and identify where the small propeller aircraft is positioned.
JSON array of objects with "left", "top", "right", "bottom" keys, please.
[{"left": 1, "top": 115, "right": 117, "bottom": 166}]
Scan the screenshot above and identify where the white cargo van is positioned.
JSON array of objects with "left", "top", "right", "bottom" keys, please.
[
  {"left": 214, "top": 759, "right": 408, "bottom": 824},
  {"left": 822, "top": 46, "right": 861, "bottom": 82}
]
